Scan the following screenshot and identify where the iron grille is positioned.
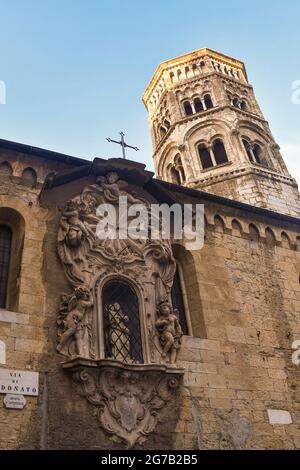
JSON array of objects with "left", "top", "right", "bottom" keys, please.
[
  {"left": 103, "top": 281, "right": 143, "bottom": 364},
  {"left": 0, "top": 225, "right": 12, "bottom": 309},
  {"left": 171, "top": 267, "right": 188, "bottom": 335}
]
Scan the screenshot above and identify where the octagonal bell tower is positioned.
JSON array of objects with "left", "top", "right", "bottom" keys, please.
[{"left": 142, "top": 48, "right": 300, "bottom": 217}]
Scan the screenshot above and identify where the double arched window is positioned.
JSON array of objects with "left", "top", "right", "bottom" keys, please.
[
  {"left": 168, "top": 154, "right": 186, "bottom": 185},
  {"left": 242, "top": 138, "right": 269, "bottom": 167},
  {"left": 198, "top": 138, "right": 229, "bottom": 170},
  {"left": 157, "top": 118, "right": 171, "bottom": 142},
  {"left": 182, "top": 94, "right": 214, "bottom": 117},
  {"left": 227, "top": 93, "right": 248, "bottom": 111}
]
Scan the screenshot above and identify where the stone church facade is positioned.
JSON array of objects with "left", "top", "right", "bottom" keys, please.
[{"left": 0, "top": 48, "right": 300, "bottom": 450}]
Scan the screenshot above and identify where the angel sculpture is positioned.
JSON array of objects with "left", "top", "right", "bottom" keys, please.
[
  {"left": 155, "top": 301, "right": 183, "bottom": 364},
  {"left": 57, "top": 286, "right": 94, "bottom": 358},
  {"left": 57, "top": 199, "right": 95, "bottom": 285}
]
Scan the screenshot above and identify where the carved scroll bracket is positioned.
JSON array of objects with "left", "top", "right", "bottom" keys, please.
[{"left": 63, "top": 358, "right": 184, "bottom": 449}]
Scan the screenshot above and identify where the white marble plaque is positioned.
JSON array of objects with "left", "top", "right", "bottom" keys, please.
[
  {"left": 4, "top": 394, "right": 26, "bottom": 409},
  {"left": 268, "top": 409, "right": 292, "bottom": 425},
  {"left": 0, "top": 341, "right": 5, "bottom": 365},
  {"left": 0, "top": 368, "right": 39, "bottom": 396}
]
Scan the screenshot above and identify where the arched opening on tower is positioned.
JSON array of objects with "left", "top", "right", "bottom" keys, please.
[
  {"left": 204, "top": 94, "right": 213, "bottom": 109},
  {"left": 170, "top": 167, "right": 181, "bottom": 185},
  {"left": 240, "top": 100, "right": 247, "bottom": 110},
  {"left": 242, "top": 139, "right": 254, "bottom": 162},
  {"left": 212, "top": 139, "right": 228, "bottom": 165},
  {"left": 194, "top": 98, "right": 204, "bottom": 113},
  {"left": 198, "top": 144, "right": 213, "bottom": 170},
  {"left": 183, "top": 101, "right": 193, "bottom": 116},
  {"left": 252, "top": 144, "right": 262, "bottom": 164},
  {"left": 159, "top": 126, "right": 167, "bottom": 139}
]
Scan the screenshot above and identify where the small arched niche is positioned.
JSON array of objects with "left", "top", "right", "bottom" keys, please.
[
  {"left": 0, "top": 162, "right": 13, "bottom": 176},
  {"left": 214, "top": 215, "right": 225, "bottom": 234},
  {"left": 249, "top": 224, "right": 260, "bottom": 249},
  {"left": 281, "top": 232, "right": 291, "bottom": 249},
  {"left": 21, "top": 167, "right": 37, "bottom": 188},
  {"left": 231, "top": 219, "right": 243, "bottom": 237},
  {"left": 265, "top": 227, "right": 276, "bottom": 249}
]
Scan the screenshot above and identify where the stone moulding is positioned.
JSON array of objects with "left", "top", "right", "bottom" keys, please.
[{"left": 62, "top": 358, "right": 184, "bottom": 448}]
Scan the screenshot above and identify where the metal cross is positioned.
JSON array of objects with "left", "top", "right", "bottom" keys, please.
[{"left": 106, "top": 132, "right": 139, "bottom": 159}]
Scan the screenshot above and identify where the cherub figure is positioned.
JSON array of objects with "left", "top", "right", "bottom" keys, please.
[
  {"left": 57, "top": 286, "right": 94, "bottom": 357},
  {"left": 97, "top": 172, "right": 145, "bottom": 206},
  {"left": 155, "top": 301, "right": 182, "bottom": 364},
  {"left": 59, "top": 199, "right": 95, "bottom": 250}
]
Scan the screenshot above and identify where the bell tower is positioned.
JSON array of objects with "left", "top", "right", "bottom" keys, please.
[{"left": 142, "top": 48, "right": 300, "bottom": 217}]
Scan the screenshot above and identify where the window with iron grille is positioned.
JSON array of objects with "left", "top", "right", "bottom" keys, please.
[
  {"left": 171, "top": 266, "right": 188, "bottom": 335},
  {"left": 102, "top": 280, "right": 143, "bottom": 364},
  {"left": 0, "top": 225, "right": 12, "bottom": 309}
]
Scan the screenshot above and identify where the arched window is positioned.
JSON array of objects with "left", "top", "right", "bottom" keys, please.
[
  {"left": 0, "top": 208, "right": 25, "bottom": 311},
  {"left": 102, "top": 280, "right": 143, "bottom": 364},
  {"left": 21, "top": 167, "right": 37, "bottom": 188},
  {"left": 160, "top": 126, "right": 167, "bottom": 139},
  {"left": 252, "top": 144, "right": 262, "bottom": 164},
  {"left": 0, "top": 225, "right": 12, "bottom": 309},
  {"left": 198, "top": 144, "right": 213, "bottom": 169},
  {"left": 232, "top": 97, "right": 239, "bottom": 108},
  {"left": 194, "top": 98, "right": 204, "bottom": 113},
  {"left": 243, "top": 139, "right": 254, "bottom": 162},
  {"left": 164, "top": 119, "right": 171, "bottom": 129},
  {"left": 183, "top": 101, "right": 193, "bottom": 116},
  {"left": 204, "top": 94, "right": 213, "bottom": 109},
  {"left": 171, "top": 265, "right": 188, "bottom": 335},
  {"left": 212, "top": 139, "right": 228, "bottom": 165},
  {"left": 240, "top": 100, "right": 247, "bottom": 110},
  {"left": 0, "top": 162, "right": 12, "bottom": 176},
  {"left": 170, "top": 167, "right": 181, "bottom": 185}
]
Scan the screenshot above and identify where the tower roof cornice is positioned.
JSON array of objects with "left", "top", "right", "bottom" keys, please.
[{"left": 142, "top": 48, "right": 247, "bottom": 107}]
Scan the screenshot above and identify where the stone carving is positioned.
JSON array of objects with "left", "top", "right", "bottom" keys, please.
[
  {"left": 56, "top": 171, "right": 183, "bottom": 447},
  {"left": 57, "top": 171, "right": 177, "bottom": 363},
  {"left": 155, "top": 301, "right": 183, "bottom": 364},
  {"left": 57, "top": 286, "right": 94, "bottom": 358},
  {"left": 72, "top": 362, "right": 182, "bottom": 448},
  {"left": 108, "top": 303, "right": 130, "bottom": 363}
]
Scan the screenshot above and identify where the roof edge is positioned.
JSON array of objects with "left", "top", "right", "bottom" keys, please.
[{"left": 0, "top": 137, "right": 90, "bottom": 167}]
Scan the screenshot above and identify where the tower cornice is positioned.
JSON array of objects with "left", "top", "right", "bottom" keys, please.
[{"left": 142, "top": 48, "right": 247, "bottom": 108}]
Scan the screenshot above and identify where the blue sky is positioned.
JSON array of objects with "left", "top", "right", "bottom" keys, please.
[{"left": 0, "top": 0, "right": 299, "bottom": 181}]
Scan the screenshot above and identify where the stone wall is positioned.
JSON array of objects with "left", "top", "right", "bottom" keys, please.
[{"left": 0, "top": 170, "right": 300, "bottom": 450}]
